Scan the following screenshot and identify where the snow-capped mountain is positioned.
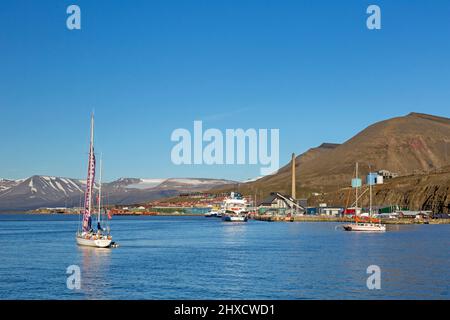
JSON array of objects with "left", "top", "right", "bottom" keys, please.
[
  {"left": 0, "top": 176, "right": 236, "bottom": 211},
  {"left": 0, "top": 176, "right": 86, "bottom": 211},
  {"left": 101, "top": 178, "right": 236, "bottom": 205},
  {"left": 0, "top": 179, "right": 22, "bottom": 192}
]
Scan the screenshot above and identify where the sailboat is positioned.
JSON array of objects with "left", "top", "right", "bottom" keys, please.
[
  {"left": 76, "top": 114, "right": 113, "bottom": 248},
  {"left": 343, "top": 163, "right": 386, "bottom": 232}
]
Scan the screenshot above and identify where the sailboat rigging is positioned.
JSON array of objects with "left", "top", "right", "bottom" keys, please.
[
  {"left": 76, "top": 114, "right": 113, "bottom": 248},
  {"left": 343, "top": 163, "right": 386, "bottom": 232}
]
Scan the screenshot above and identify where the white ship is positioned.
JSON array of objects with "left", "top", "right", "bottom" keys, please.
[{"left": 221, "top": 192, "right": 248, "bottom": 222}]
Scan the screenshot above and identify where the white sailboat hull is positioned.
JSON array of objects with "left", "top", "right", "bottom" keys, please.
[
  {"left": 343, "top": 223, "right": 386, "bottom": 232},
  {"left": 76, "top": 235, "right": 112, "bottom": 248}
]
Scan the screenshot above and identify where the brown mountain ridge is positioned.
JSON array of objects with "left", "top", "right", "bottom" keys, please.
[{"left": 221, "top": 112, "right": 450, "bottom": 212}]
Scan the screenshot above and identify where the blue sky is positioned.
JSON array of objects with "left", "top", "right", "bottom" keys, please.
[{"left": 1, "top": 0, "right": 449, "bottom": 181}]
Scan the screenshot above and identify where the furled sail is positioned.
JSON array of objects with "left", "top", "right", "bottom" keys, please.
[{"left": 82, "top": 115, "right": 96, "bottom": 232}]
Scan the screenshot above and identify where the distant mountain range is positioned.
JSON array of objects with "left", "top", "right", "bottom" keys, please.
[{"left": 0, "top": 176, "right": 236, "bottom": 211}]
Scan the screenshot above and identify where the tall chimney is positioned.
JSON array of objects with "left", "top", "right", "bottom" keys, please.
[{"left": 291, "top": 153, "right": 296, "bottom": 199}]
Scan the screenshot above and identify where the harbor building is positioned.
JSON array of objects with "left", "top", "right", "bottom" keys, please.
[
  {"left": 317, "top": 206, "right": 344, "bottom": 216},
  {"left": 258, "top": 193, "right": 297, "bottom": 210}
]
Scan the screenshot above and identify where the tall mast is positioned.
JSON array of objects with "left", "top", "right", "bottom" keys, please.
[
  {"left": 355, "top": 162, "right": 358, "bottom": 210},
  {"left": 82, "top": 113, "right": 96, "bottom": 232},
  {"left": 98, "top": 154, "right": 103, "bottom": 223},
  {"left": 369, "top": 164, "right": 372, "bottom": 216},
  {"left": 88, "top": 113, "right": 94, "bottom": 217}
]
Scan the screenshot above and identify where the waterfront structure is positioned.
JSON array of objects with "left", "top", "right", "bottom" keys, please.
[
  {"left": 258, "top": 192, "right": 305, "bottom": 215},
  {"left": 318, "top": 207, "right": 344, "bottom": 216},
  {"left": 396, "top": 210, "right": 432, "bottom": 219},
  {"left": 258, "top": 193, "right": 296, "bottom": 209}
]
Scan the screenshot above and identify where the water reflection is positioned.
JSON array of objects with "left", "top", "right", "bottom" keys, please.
[
  {"left": 77, "top": 246, "right": 112, "bottom": 299},
  {"left": 222, "top": 222, "right": 247, "bottom": 234}
]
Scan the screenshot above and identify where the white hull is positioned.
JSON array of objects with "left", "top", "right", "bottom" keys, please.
[
  {"left": 343, "top": 223, "right": 386, "bottom": 232},
  {"left": 222, "top": 215, "right": 248, "bottom": 222},
  {"left": 205, "top": 211, "right": 219, "bottom": 217},
  {"left": 76, "top": 235, "right": 112, "bottom": 248}
]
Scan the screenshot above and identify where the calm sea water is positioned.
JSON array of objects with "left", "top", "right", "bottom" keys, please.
[{"left": 0, "top": 214, "right": 448, "bottom": 300}]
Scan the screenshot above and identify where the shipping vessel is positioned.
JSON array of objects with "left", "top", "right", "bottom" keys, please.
[{"left": 221, "top": 192, "right": 248, "bottom": 222}]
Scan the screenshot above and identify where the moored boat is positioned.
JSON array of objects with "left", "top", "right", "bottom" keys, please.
[
  {"left": 343, "top": 221, "right": 386, "bottom": 232},
  {"left": 222, "top": 215, "right": 248, "bottom": 222},
  {"left": 205, "top": 204, "right": 222, "bottom": 218},
  {"left": 342, "top": 163, "right": 386, "bottom": 232},
  {"left": 221, "top": 192, "right": 248, "bottom": 222},
  {"left": 205, "top": 211, "right": 218, "bottom": 217}
]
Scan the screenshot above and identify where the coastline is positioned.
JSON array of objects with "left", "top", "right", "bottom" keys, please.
[
  {"left": 252, "top": 215, "right": 450, "bottom": 224},
  {"left": 2, "top": 211, "right": 450, "bottom": 224},
  {"left": 0, "top": 212, "right": 204, "bottom": 217}
]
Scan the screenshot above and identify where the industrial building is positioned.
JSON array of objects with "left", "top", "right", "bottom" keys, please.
[
  {"left": 377, "top": 169, "right": 399, "bottom": 179},
  {"left": 365, "top": 170, "right": 399, "bottom": 185},
  {"left": 257, "top": 153, "right": 306, "bottom": 215}
]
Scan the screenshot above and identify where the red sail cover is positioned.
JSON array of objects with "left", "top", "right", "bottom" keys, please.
[{"left": 82, "top": 149, "right": 96, "bottom": 232}]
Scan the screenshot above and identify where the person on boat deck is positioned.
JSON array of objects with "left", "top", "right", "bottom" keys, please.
[
  {"left": 87, "top": 216, "right": 92, "bottom": 230},
  {"left": 96, "top": 223, "right": 104, "bottom": 236}
]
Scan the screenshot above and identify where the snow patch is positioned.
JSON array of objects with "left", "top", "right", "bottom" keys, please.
[
  {"left": 54, "top": 181, "right": 67, "bottom": 195},
  {"left": 126, "top": 178, "right": 166, "bottom": 189},
  {"left": 242, "top": 176, "right": 263, "bottom": 183},
  {"left": 28, "top": 178, "right": 37, "bottom": 193},
  {"left": 167, "top": 178, "right": 229, "bottom": 185}
]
